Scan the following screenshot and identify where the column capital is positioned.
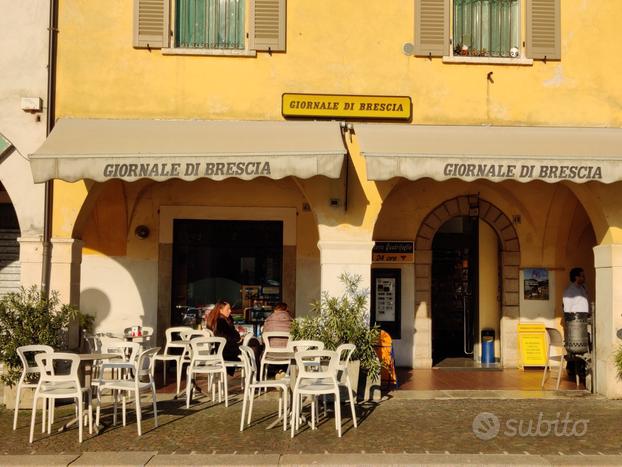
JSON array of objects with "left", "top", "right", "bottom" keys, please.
[
  {"left": 50, "top": 238, "right": 84, "bottom": 264},
  {"left": 594, "top": 244, "right": 622, "bottom": 269},
  {"left": 317, "top": 240, "right": 374, "bottom": 265}
]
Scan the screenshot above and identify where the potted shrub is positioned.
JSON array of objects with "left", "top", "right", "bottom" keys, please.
[
  {"left": 0, "top": 286, "right": 81, "bottom": 408},
  {"left": 291, "top": 273, "right": 381, "bottom": 400},
  {"left": 614, "top": 344, "right": 622, "bottom": 381}
]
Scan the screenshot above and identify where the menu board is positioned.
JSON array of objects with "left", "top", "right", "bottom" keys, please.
[{"left": 375, "top": 277, "right": 396, "bottom": 322}]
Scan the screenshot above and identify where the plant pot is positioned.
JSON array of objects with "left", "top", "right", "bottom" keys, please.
[
  {"left": 357, "top": 368, "right": 382, "bottom": 401},
  {"left": 4, "top": 384, "right": 34, "bottom": 410},
  {"left": 336, "top": 359, "right": 360, "bottom": 401}
]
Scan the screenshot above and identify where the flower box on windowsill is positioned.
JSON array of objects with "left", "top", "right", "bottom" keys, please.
[
  {"left": 162, "top": 48, "right": 257, "bottom": 57},
  {"left": 442, "top": 55, "right": 533, "bottom": 66}
]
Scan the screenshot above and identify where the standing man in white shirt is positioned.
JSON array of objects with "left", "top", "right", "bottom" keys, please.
[
  {"left": 563, "top": 267, "right": 589, "bottom": 317},
  {"left": 562, "top": 267, "right": 590, "bottom": 382}
]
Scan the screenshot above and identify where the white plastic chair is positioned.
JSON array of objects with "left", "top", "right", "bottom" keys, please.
[
  {"left": 335, "top": 343, "right": 358, "bottom": 428},
  {"left": 29, "top": 352, "right": 93, "bottom": 444},
  {"left": 290, "top": 350, "right": 342, "bottom": 438},
  {"left": 178, "top": 329, "right": 214, "bottom": 388},
  {"left": 97, "top": 341, "right": 141, "bottom": 382},
  {"left": 239, "top": 345, "right": 290, "bottom": 432},
  {"left": 541, "top": 327, "right": 565, "bottom": 390},
  {"left": 95, "top": 347, "right": 160, "bottom": 436},
  {"left": 185, "top": 336, "right": 229, "bottom": 408},
  {"left": 225, "top": 333, "right": 254, "bottom": 389},
  {"left": 13, "top": 345, "right": 53, "bottom": 431},
  {"left": 153, "top": 326, "right": 193, "bottom": 395},
  {"left": 260, "top": 332, "right": 292, "bottom": 383}
]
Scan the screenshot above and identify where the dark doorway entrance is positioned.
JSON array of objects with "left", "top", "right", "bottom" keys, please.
[
  {"left": 171, "top": 220, "right": 283, "bottom": 326},
  {"left": 431, "top": 216, "right": 479, "bottom": 366}
]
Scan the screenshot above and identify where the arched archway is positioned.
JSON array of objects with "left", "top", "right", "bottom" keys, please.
[{"left": 414, "top": 196, "right": 520, "bottom": 368}]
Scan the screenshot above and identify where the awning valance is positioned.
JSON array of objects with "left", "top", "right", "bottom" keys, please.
[
  {"left": 30, "top": 119, "right": 346, "bottom": 183},
  {"left": 357, "top": 124, "right": 622, "bottom": 184}
]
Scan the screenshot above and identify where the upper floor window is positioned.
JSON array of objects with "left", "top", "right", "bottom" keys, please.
[
  {"left": 133, "top": 0, "right": 286, "bottom": 55},
  {"left": 413, "top": 0, "right": 560, "bottom": 62},
  {"left": 453, "top": 0, "right": 520, "bottom": 58},
  {"left": 175, "top": 0, "right": 246, "bottom": 50}
]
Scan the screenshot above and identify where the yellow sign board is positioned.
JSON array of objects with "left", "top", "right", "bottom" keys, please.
[
  {"left": 372, "top": 241, "right": 415, "bottom": 263},
  {"left": 282, "top": 93, "right": 412, "bottom": 120},
  {"left": 518, "top": 323, "right": 548, "bottom": 367}
]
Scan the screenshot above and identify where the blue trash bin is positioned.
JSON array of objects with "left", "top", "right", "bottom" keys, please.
[{"left": 481, "top": 329, "right": 495, "bottom": 364}]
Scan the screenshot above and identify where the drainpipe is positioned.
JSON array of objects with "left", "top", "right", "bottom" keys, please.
[
  {"left": 339, "top": 122, "right": 353, "bottom": 212},
  {"left": 41, "top": 0, "right": 58, "bottom": 297}
]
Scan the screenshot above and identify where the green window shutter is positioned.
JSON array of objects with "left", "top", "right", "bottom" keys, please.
[
  {"left": 526, "top": 0, "right": 560, "bottom": 60},
  {"left": 133, "top": 0, "right": 170, "bottom": 49},
  {"left": 250, "top": 0, "right": 286, "bottom": 52},
  {"left": 414, "top": 0, "right": 449, "bottom": 57}
]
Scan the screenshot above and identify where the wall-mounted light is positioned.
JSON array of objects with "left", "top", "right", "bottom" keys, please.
[{"left": 134, "top": 225, "right": 150, "bottom": 239}]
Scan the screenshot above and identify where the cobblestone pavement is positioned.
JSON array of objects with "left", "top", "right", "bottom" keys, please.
[{"left": 3, "top": 390, "right": 622, "bottom": 457}]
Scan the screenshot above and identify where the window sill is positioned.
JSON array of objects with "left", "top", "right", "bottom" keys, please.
[
  {"left": 162, "top": 48, "right": 257, "bottom": 57},
  {"left": 442, "top": 56, "right": 533, "bottom": 66}
]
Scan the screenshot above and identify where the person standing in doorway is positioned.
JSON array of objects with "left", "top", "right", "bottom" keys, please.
[
  {"left": 562, "top": 267, "right": 589, "bottom": 318},
  {"left": 562, "top": 267, "right": 590, "bottom": 382}
]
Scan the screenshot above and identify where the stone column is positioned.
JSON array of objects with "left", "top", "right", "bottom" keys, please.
[
  {"left": 594, "top": 244, "right": 622, "bottom": 398},
  {"left": 49, "top": 238, "right": 83, "bottom": 349},
  {"left": 414, "top": 249, "right": 432, "bottom": 368},
  {"left": 17, "top": 236, "right": 44, "bottom": 288},
  {"left": 317, "top": 240, "right": 374, "bottom": 305}
]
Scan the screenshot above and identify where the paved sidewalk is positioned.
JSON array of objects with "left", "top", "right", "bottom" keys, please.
[{"left": 2, "top": 391, "right": 622, "bottom": 465}]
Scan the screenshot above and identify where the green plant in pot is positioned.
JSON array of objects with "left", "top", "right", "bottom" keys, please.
[
  {"left": 291, "top": 273, "right": 381, "bottom": 398},
  {"left": 0, "top": 286, "right": 81, "bottom": 387},
  {"left": 614, "top": 344, "right": 622, "bottom": 381}
]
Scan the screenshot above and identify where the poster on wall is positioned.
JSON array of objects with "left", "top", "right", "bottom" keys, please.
[{"left": 523, "top": 268, "right": 549, "bottom": 300}]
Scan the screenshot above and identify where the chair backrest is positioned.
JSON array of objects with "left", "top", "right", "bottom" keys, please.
[
  {"left": 238, "top": 345, "right": 257, "bottom": 385},
  {"left": 180, "top": 329, "right": 213, "bottom": 341},
  {"left": 241, "top": 333, "right": 254, "bottom": 346},
  {"left": 189, "top": 336, "right": 226, "bottom": 368},
  {"left": 545, "top": 328, "right": 565, "bottom": 358},
  {"left": 262, "top": 331, "right": 291, "bottom": 351},
  {"left": 35, "top": 352, "right": 81, "bottom": 388},
  {"left": 165, "top": 326, "right": 194, "bottom": 343},
  {"left": 335, "top": 343, "right": 356, "bottom": 369},
  {"left": 135, "top": 347, "right": 160, "bottom": 380},
  {"left": 83, "top": 335, "right": 102, "bottom": 353},
  {"left": 294, "top": 350, "right": 338, "bottom": 380},
  {"left": 290, "top": 340, "right": 325, "bottom": 353},
  {"left": 101, "top": 340, "right": 141, "bottom": 363},
  {"left": 16, "top": 345, "right": 54, "bottom": 376}
]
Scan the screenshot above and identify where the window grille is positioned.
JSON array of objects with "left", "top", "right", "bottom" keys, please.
[
  {"left": 453, "top": 0, "right": 520, "bottom": 57},
  {"left": 176, "top": 0, "right": 245, "bottom": 49}
]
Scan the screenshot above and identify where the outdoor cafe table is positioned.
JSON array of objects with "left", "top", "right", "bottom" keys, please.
[{"left": 59, "top": 352, "right": 121, "bottom": 433}]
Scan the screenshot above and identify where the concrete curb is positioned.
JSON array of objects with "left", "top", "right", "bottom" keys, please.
[{"left": 2, "top": 453, "right": 622, "bottom": 466}]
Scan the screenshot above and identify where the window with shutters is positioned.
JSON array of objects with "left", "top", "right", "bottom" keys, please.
[
  {"left": 453, "top": 0, "right": 520, "bottom": 58},
  {"left": 133, "top": 0, "right": 286, "bottom": 55},
  {"left": 413, "top": 0, "right": 560, "bottom": 63},
  {"left": 175, "top": 0, "right": 246, "bottom": 50}
]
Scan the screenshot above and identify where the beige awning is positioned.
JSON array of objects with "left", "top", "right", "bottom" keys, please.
[
  {"left": 357, "top": 124, "right": 622, "bottom": 184},
  {"left": 30, "top": 119, "right": 346, "bottom": 183}
]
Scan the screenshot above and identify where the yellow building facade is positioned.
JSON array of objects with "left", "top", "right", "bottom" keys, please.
[{"left": 31, "top": 0, "right": 622, "bottom": 396}]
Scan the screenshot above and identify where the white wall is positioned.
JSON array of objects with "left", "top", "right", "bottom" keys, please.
[
  {"left": 519, "top": 269, "right": 557, "bottom": 328},
  {"left": 80, "top": 255, "right": 158, "bottom": 333},
  {"left": 0, "top": 0, "right": 49, "bottom": 288}
]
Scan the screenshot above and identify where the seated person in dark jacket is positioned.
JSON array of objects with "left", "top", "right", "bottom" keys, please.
[
  {"left": 205, "top": 300, "right": 262, "bottom": 375},
  {"left": 205, "top": 301, "right": 241, "bottom": 364}
]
